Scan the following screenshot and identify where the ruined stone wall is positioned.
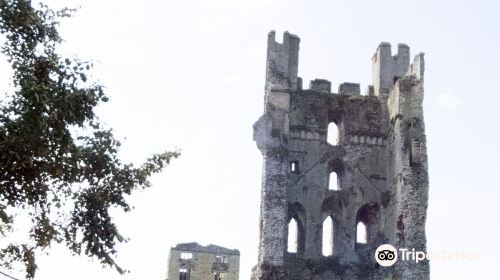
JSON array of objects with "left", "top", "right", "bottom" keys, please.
[
  {"left": 166, "top": 242, "right": 240, "bottom": 280},
  {"left": 253, "top": 32, "right": 429, "bottom": 280}
]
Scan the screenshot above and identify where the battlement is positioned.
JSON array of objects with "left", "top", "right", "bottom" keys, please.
[
  {"left": 305, "top": 79, "right": 360, "bottom": 96},
  {"left": 371, "top": 42, "right": 413, "bottom": 98},
  {"left": 265, "top": 33, "right": 424, "bottom": 102},
  {"left": 309, "top": 79, "right": 331, "bottom": 93},
  {"left": 265, "top": 31, "right": 300, "bottom": 92},
  {"left": 339, "top": 82, "right": 361, "bottom": 95},
  {"left": 411, "top": 52, "right": 425, "bottom": 80}
]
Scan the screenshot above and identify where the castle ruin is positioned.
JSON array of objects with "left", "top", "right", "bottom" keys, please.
[
  {"left": 252, "top": 31, "right": 429, "bottom": 280},
  {"left": 166, "top": 242, "right": 240, "bottom": 280}
]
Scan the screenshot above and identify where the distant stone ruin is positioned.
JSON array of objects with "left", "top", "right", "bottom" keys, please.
[
  {"left": 252, "top": 31, "right": 429, "bottom": 280},
  {"left": 166, "top": 242, "right": 240, "bottom": 280}
]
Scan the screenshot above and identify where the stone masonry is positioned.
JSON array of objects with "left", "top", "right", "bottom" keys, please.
[
  {"left": 252, "top": 31, "right": 429, "bottom": 280},
  {"left": 166, "top": 242, "right": 240, "bottom": 280}
]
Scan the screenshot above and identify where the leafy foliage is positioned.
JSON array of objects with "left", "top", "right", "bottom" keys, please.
[{"left": 0, "top": 0, "right": 179, "bottom": 278}]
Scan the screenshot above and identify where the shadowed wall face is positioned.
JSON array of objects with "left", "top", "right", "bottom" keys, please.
[{"left": 252, "top": 32, "right": 429, "bottom": 280}]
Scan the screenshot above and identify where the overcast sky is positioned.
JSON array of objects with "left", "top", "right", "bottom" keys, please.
[{"left": 1, "top": 0, "right": 499, "bottom": 279}]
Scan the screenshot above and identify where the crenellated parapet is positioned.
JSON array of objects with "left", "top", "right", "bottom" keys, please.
[
  {"left": 309, "top": 79, "right": 331, "bottom": 93},
  {"left": 370, "top": 42, "right": 425, "bottom": 98},
  {"left": 265, "top": 31, "right": 300, "bottom": 92}
]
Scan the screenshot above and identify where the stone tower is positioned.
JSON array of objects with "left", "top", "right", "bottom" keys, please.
[{"left": 252, "top": 31, "right": 429, "bottom": 280}]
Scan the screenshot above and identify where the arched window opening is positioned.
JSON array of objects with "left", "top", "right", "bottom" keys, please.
[
  {"left": 329, "top": 172, "right": 338, "bottom": 190},
  {"left": 356, "top": 203, "right": 380, "bottom": 245},
  {"left": 179, "top": 268, "right": 190, "bottom": 280},
  {"left": 322, "top": 216, "right": 334, "bottom": 256},
  {"left": 287, "top": 218, "right": 298, "bottom": 253},
  {"left": 291, "top": 161, "right": 299, "bottom": 174},
  {"left": 327, "top": 122, "right": 339, "bottom": 145},
  {"left": 356, "top": 222, "right": 367, "bottom": 244},
  {"left": 288, "top": 203, "right": 306, "bottom": 254}
]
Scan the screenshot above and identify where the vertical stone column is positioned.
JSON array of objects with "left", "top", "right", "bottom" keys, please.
[
  {"left": 255, "top": 141, "right": 289, "bottom": 279},
  {"left": 388, "top": 53, "right": 429, "bottom": 280},
  {"left": 372, "top": 43, "right": 393, "bottom": 98},
  {"left": 253, "top": 31, "right": 299, "bottom": 280}
]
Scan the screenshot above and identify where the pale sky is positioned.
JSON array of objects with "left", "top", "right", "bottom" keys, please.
[{"left": 1, "top": 0, "right": 499, "bottom": 279}]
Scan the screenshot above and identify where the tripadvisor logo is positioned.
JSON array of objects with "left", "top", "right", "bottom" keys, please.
[
  {"left": 375, "top": 244, "right": 398, "bottom": 267},
  {"left": 375, "top": 244, "right": 479, "bottom": 266}
]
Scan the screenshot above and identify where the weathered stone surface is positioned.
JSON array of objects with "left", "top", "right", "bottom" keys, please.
[
  {"left": 252, "top": 31, "right": 429, "bottom": 280},
  {"left": 166, "top": 242, "right": 240, "bottom": 280}
]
